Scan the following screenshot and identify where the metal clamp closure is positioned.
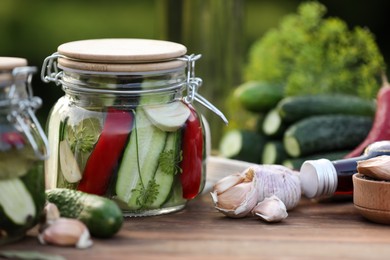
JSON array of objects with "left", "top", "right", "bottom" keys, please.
[
  {"left": 41, "top": 52, "right": 64, "bottom": 85},
  {"left": 179, "top": 54, "right": 228, "bottom": 124},
  {"left": 6, "top": 66, "right": 50, "bottom": 160}
]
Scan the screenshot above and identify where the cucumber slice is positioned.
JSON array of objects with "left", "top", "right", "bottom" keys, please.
[
  {"left": 116, "top": 109, "right": 167, "bottom": 209},
  {"left": 143, "top": 101, "right": 191, "bottom": 132},
  {"left": 149, "top": 131, "right": 181, "bottom": 208},
  {"left": 59, "top": 140, "right": 82, "bottom": 183},
  {"left": 45, "top": 97, "right": 67, "bottom": 188},
  {"left": 0, "top": 178, "right": 35, "bottom": 225}
]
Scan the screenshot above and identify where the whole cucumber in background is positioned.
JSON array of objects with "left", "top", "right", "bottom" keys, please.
[
  {"left": 284, "top": 115, "right": 373, "bottom": 158},
  {"left": 234, "top": 81, "right": 284, "bottom": 113},
  {"left": 219, "top": 129, "right": 266, "bottom": 163},
  {"left": 277, "top": 94, "right": 376, "bottom": 123}
]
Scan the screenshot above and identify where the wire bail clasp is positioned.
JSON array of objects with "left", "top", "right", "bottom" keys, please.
[
  {"left": 41, "top": 52, "right": 64, "bottom": 85},
  {"left": 179, "top": 54, "right": 228, "bottom": 124},
  {"left": 8, "top": 66, "right": 50, "bottom": 160}
]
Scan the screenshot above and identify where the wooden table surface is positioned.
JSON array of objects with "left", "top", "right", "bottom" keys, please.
[{"left": 2, "top": 193, "right": 390, "bottom": 260}]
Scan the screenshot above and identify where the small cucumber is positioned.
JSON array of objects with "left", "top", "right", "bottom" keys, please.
[
  {"left": 234, "top": 81, "right": 284, "bottom": 113},
  {"left": 46, "top": 188, "right": 123, "bottom": 238},
  {"left": 277, "top": 94, "right": 376, "bottom": 123},
  {"left": 284, "top": 115, "right": 373, "bottom": 157}
]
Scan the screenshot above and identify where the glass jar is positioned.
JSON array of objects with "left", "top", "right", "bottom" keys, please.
[
  {"left": 0, "top": 57, "right": 48, "bottom": 245},
  {"left": 41, "top": 39, "right": 226, "bottom": 217}
]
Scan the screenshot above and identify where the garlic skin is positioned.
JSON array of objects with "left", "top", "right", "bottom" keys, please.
[
  {"left": 254, "top": 165, "right": 301, "bottom": 210},
  {"left": 252, "top": 195, "right": 288, "bottom": 223},
  {"left": 38, "top": 218, "right": 93, "bottom": 249},
  {"left": 211, "top": 169, "right": 258, "bottom": 218},
  {"left": 44, "top": 203, "right": 61, "bottom": 224},
  {"left": 357, "top": 155, "right": 390, "bottom": 181}
]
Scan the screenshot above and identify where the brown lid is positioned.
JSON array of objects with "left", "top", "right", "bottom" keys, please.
[
  {"left": 57, "top": 39, "right": 188, "bottom": 73},
  {"left": 0, "top": 57, "right": 27, "bottom": 70}
]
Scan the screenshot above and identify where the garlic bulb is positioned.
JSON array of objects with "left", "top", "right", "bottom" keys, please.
[
  {"left": 357, "top": 155, "right": 390, "bottom": 181},
  {"left": 252, "top": 195, "right": 288, "bottom": 223},
  {"left": 253, "top": 165, "right": 301, "bottom": 210},
  {"left": 211, "top": 164, "right": 301, "bottom": 218},
  {"left": 211, "top": 169, "right": 258, "bottom": 218}
]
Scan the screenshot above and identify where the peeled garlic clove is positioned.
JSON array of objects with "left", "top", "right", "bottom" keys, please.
[
  {"left": 38, "top": 218, "right": 93, "bottom": 249},
  {"left": 252, "top": 195, "right": 288, "bottom": 223},
  {"left": 211, "top": 169, "right": 258, "bottom": 218},
  {"left": 357, "top": 155, "right": 390, "bottom": 181},
  {"left": 254, "top": 165, "right": 301, "bottom": 210}
]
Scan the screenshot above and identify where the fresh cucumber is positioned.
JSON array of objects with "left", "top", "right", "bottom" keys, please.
[
  {"left": 283, "top": 115, "right": 373, "bottom": 157},
  {"left": 46, "top": 188, "right": 123, "bottom": 238},
  {"left": 234, "top": 81, "right": 284, "bottom": 113},
  {"left": 219, "top": 129, "right": 266, "bottom": 163},
  {"left": 115, "top": 108, "right": 167, "bottom": 209},
  {"left": 277, "top": 94, "right": 376, "bottom": 123},
  {"left": 261, "top": 140, "right": 288, "bottom": 164},
  {"left": 282, "top": 150, "right": 349, "bottom": 170}
]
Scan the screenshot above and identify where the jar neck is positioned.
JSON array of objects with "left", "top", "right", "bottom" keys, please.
[{"left": 60, "top": 70, "right": 187, "bottom": 108}]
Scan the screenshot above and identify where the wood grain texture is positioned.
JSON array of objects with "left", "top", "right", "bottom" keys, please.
[{"left": 2, "top": 194, "right": 390, "bottom": 260}]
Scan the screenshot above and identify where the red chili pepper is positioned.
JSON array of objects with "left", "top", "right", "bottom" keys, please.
[
  {"left": 345, "top": 81, "right": 390, "bottom": 158},
  {"left": 180, "top": 104, "right": 204, "bottom": 200},
  {"left": 78, "top": 108, "right": 133, "bottom": 195}
]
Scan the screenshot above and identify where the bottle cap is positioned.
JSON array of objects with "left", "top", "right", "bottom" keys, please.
[{"left": 300, "top": 159, "right": 338, "bottom": 198}]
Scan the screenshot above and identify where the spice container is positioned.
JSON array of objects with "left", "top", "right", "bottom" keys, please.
[
  {"left": 41, "top": 39, "right": 227, "bottom": 216},
  {"left": 0, "top": 57, "right": 48, "bottom": 245}
]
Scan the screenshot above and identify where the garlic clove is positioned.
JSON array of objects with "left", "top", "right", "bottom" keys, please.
[
  {"left": 211, "top": 168, "right": 258, "bottom": 218},
  {"left": 44, "top": 203, "right": 61, "bottom": 224},
  {"left": 357, "top": 155, "right": 390, "bottom": 181},
  {"left": 252, "top": 195, "right": 288, "bottom": 223},
  {"left": 38, "top": 218, "right": 93, "bottom": 249},
  {"left": 216, "top": 182, "right": 252, "bottom": 210},
  {"left": 213, "top": 172, "right": 245, "bottom": 195}
]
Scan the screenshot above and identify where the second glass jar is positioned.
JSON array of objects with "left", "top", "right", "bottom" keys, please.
[{"left": 42, "top": 39, "right": 210, "bottom": 216}]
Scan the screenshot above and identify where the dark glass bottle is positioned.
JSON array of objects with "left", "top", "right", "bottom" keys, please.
[{"left": 300, "top": 141, "right": 390, "bottom": 198}]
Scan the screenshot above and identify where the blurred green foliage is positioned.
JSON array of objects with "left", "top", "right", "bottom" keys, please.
[
  {"left": 1, "top": 0, "right": 390, "bottom": 147},
  {"left": 245, "top": 1, "right": 385, "bottom": 99}
]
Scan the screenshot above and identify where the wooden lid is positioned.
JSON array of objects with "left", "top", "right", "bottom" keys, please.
[
  {"left": 0, "top": 57, "right": 28, "bottom": 84},
  {"left": 57, "top": 39, "right": 188, "bottom": 73},
  {"left": 0, "top": 57, "right": 27, "bottom": 70}
]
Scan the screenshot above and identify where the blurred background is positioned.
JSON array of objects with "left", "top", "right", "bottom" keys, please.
[{"left": 1, "top": 0, "right": 390, "bottom": 148}]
